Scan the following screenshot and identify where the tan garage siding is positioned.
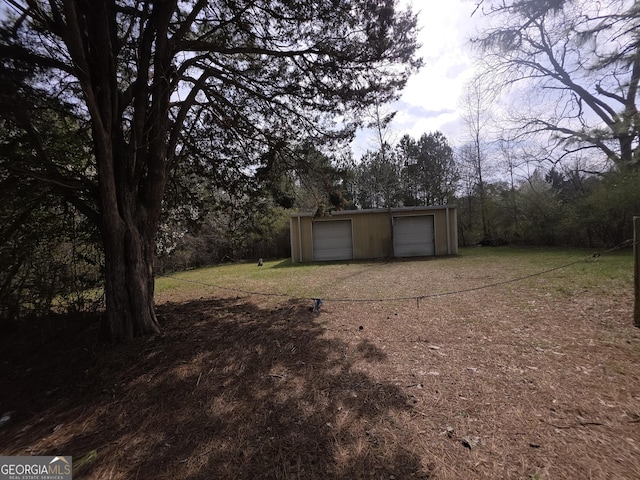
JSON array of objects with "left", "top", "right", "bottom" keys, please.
[
  {"left": 289, "top": 215, "right": 314, "bottom": 263},
  {"left": 290, "top": 206, "right": 458, "bottom": 263},
  {"left": 351, "top": 211, "right": 392, "bottom": 259}
]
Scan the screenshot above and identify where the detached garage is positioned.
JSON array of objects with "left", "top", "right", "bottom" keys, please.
[{"left": 290, "top": 205, "right": 457, "bottom": 263}]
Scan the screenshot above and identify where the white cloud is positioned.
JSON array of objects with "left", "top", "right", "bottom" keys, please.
[{"left": 352, "top": 0, "right": 484, "bottom": 156}]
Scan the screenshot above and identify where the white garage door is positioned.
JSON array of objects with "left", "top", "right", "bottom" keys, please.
[
  {"left": 393, "top": 215, "right": 435, "bottom": 257},
  {"left": 312, "top": 220, "right": 353, "bottom": 261}
]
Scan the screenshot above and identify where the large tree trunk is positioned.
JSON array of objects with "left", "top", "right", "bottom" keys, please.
[
  {"left": 61, "top": 0, "right": 174, "bottom": 342},
  {"left": 95, "top": 136, "right": 167, "bottom": 342},
  {"left": 101, "top": 210, "right": 161, "bottom": 342},
  {"left": 95, "top": 126, "right": 167, "bottom": 342}
]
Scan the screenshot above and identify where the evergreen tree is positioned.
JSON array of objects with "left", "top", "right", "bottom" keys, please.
[{"left": 0, "top": 0, "right": 421, "bottom": 341}]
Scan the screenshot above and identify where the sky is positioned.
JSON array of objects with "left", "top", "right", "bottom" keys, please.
[{"left": 351, "top": 0, "right": 486, "bottom": 157}]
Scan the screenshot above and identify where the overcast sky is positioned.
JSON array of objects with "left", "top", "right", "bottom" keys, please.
[{"left": 352, "top": 0, "right": 486, "bottom": 157}]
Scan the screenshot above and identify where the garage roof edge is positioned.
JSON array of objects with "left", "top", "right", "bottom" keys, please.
[{"left": 289, "top": 205, "right": 457, "bottom": 218}]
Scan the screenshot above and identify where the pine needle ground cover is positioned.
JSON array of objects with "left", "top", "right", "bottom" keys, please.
[{"left": 1, "top": 247, "right": 638, "bottom": 479}]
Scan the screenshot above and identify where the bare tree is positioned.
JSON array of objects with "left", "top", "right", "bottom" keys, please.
[
  {"left": 459, "top": 75, "right": 495, "bottom": 241},
  {"left": 365, "top": 101, "right": 402, "bottom": 209},
  {"left": 475, "top": 0, "right": 640, "bottom": 169}
]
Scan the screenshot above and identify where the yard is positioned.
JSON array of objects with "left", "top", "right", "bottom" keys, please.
[{"left": 1, "top": 247, "right": 639, "bottom": 479}]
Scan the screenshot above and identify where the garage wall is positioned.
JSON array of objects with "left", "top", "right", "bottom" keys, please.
[
  {"left": 289, "top": 215, "right": 314, "bottom": 263},
  {"left": 351, "top": 211, "right": 392, "bottom": 259}
]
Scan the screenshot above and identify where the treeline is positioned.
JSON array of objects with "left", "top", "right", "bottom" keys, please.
[
  {"left": 344, "top": 133, "right": 639, "bottom": 248},
  {"left": 458, "top": 168, "right": 640, "bottom": 248},
  {"left": 159, "top": 130, "right": 640, "bottom": 273}
]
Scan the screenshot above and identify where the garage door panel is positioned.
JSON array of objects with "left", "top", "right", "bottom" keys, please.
[
  {"left": 393, "top": 216, "right": 434, "bottom": 257},
  {"left": 313, "top": 220, "right": 353, "bottom": 261}
]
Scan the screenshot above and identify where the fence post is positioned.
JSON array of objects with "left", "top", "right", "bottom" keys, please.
[{"left": 635, "top": 216, "right": 639, "bottom": 328}]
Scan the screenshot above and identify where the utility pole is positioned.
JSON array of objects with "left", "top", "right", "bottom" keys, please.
[{"left": 635, "top": 216, "right": 639, "bottom": 328}]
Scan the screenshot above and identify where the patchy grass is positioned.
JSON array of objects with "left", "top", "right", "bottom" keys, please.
[{"left": 1, "top": 246, "right": 639, "bottom": 479}]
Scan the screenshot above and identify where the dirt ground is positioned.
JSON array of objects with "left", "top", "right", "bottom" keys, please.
[{"left": 1, "top": 254, "right": 639, "bottom": 479}]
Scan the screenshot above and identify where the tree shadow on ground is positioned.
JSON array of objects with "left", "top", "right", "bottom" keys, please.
[{"left": 0, "top": 297, "right": 429, "bottom": 479}]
